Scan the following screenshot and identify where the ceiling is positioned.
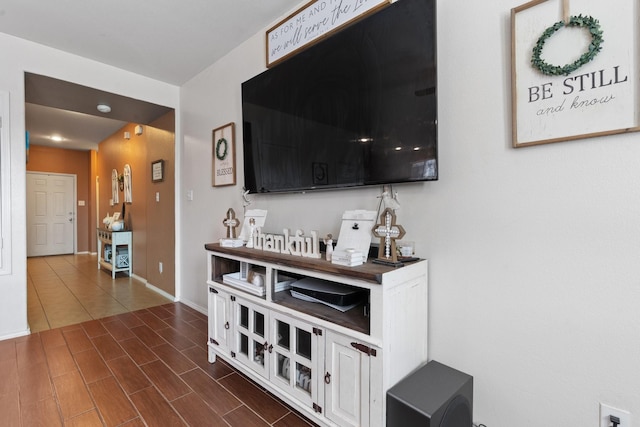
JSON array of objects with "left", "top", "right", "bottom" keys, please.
[
  {"left": 2, "top": 0, "right": 301, "bottom": 150},
  {"left": 25, "top": 73, "right": 174, "bottom": 150}
]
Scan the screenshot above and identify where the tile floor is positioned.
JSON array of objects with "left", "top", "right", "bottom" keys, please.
[
  {"left": 28, "top": 254, "right": 173, "bottom": 332},
  {"left": 6, "top": 254, "right": 317, "bottom": 426}
]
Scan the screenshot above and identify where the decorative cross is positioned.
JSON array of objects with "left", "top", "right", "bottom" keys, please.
[
  {"left": 371, "top": 208, "right": 406, "bottom": 263},
  {"left": 222, "top": 208, "right": 240, "bottom": 239}
]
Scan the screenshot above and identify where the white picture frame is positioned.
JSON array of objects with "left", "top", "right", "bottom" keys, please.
[{"left": 511, "top": 0, "right": 639, "bottom": 147}]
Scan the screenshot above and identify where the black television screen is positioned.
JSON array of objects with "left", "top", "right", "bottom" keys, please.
[{"left": 242, "top": 0, "right": 437, "bottom": 194}]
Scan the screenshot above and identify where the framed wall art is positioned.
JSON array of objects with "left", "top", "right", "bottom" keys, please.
[
  {"left": 511, "top": 0, "right": 639, "bottom": 147},
  {"left": 266, "top": 0, "right": 390, "bottom": 68},
  {"left": 212, "top": 122, "right": 236, "bottom": 187},
  {"left": 151, "top": 159, "right": 164, "bottom": 183}
]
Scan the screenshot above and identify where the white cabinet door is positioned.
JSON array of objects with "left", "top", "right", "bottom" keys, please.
[
  {"left": 233, "top": 297, "right": 270, "bottom": 379},
  {"left": 208, "top": 286, "right": 232, "bottom": 357},
  {"left": 325, "top": 330, "right": 372, "bottom": 427},
  {"left": 270, "top": 311, "right": 321, "bottom": 409}
]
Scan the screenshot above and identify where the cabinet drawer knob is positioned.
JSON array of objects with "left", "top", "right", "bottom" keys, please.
[
  {"left": 224, "top": 321, "right": 229, "bottom": 330},
  {"left": 324, "top": 372, "right": 331, "bottom": 384}
]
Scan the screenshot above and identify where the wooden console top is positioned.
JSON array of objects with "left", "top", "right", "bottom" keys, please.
[{"left": 204, "top": 243, "right": 416, "bottom": 284}]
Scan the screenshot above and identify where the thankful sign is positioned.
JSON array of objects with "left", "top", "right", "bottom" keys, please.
[{"left": 266, "top": 0, "right": 389, "bottom": 67}]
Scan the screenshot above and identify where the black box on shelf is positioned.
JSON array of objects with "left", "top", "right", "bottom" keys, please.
[{"left": 291, "top": 277, "right": 367, "bottom": 306}]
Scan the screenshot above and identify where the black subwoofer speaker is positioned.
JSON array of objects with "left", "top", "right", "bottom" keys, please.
[{"left": 386, "top": 360, "right": 473, "bottom": 427}]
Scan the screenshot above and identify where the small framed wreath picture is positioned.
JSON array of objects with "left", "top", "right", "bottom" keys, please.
[{"left": 212, "top": 122, "right": 236, "bottom": 187}]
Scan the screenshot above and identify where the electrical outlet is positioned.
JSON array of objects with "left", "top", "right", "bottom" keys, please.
[
  {"left": 159, "top": 262, "right": 163, "bottom": 273},
  {"left": 600, "top": 403, "right": 631, "bottom": 427}
]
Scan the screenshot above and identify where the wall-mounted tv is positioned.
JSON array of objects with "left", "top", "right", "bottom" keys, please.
[{"left": 242, "top": 0, "right": 437, "bottom": 194}]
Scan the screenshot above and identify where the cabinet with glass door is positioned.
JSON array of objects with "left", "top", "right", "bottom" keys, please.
[{"left": 205, "top": 243, "right": 428, "bottom": 427}]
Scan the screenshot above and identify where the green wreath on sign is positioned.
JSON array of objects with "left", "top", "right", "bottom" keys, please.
[
  {"left": 215, "top": 138, "right": 228, "bottom": 161},
  {"left": 531, "top": 14, "right": 604, "bottom": 76}
]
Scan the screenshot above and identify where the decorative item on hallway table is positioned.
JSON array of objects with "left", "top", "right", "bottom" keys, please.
[
  {"left": 102, "top": 213, "right": 115, "bottom": 229},
  {"left": 103, "top": 211, "right": 124, "bottom": 231},
  {"left": 212, "top": 122, "right": 236, "bottom": 187},
  {"left": 220, "top": 208, "right": 243, "bottom": 247},
  {"left": 511, "top": 0, "right": 639, "bottom": 147},
  {"left": 372, "top": 207, "right": 405, "bottom": 265}
]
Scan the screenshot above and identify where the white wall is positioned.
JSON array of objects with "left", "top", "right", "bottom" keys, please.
[
  {"left": 179, "top": 0, "right": 640, "bottom": 425},
  {"left": 0, "top": 32, "right": 179, "bottom": 339}
]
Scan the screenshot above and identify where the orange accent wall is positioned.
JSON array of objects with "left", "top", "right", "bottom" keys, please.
[
  {"left": 97, "top": 115, "right": 175, "bottom": 296},
  {"left": 26, "top": 145, "right": 92, "bottom": 253}
]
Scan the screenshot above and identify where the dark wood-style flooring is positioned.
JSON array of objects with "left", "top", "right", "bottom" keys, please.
[{"left": 0, "top": 302, "right": 316, "bottom": 426}]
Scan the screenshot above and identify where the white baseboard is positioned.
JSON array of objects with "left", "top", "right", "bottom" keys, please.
[
  {"left": 130, "top": 273, "right": 177, "bottom": 302},
  {"left": 1, "top": 328, "right": 30, "bottom": 341},
  {"left": 176, "top": 298, "right": 207, "bottom": 315},
  {"left": 145, "top": 282, "right": 178, "bottom": 302}
]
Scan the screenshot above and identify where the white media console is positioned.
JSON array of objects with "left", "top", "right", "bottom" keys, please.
[{"left": 205, "top": 243, "right": 428, "bottom": 427}]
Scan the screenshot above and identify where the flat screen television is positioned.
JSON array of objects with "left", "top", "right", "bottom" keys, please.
[{"left": 242, "top": 0, "right": 437, "bottom": 194}]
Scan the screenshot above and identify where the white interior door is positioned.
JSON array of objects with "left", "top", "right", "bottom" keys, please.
[{"left": 27, "top": 172, "right": 76, "bottom": 257}]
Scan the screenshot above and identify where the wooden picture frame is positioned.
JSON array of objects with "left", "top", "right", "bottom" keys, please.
[
  {"left": 266, "top": 0, "right": 390, "bottom": 68},
  {"left": 151, "top": 159, "right": 164, "bottom": 183},
  {"left": 511, "top": 0, "right": 639, "bottom": 147},
  {"left": 212, "top": 122, "right": 236, "bottom": 187}
]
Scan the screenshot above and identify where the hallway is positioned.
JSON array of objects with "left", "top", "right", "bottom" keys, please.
[{"left": 28, "top": 254, "right": 172, "bottom": 332}]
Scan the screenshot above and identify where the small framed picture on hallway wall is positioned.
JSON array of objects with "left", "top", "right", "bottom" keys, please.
[
  {"left": 151, "top": 159, "right": 165, "bottom": 183},
  {"left": 212, "top": 122, "right": 236, "bottom": 187}
]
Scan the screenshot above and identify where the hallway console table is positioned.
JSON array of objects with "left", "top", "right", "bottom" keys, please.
[
  {"left": 205, "top": 243, "right": 428, "bottom": 427},
  {"left": 97, "top": 229, "right": 132, "bottom": 278}
]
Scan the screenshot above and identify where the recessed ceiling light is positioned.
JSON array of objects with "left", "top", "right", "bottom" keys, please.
[{"left": 97, "top": 104, "right": 111, "bottom": 113}]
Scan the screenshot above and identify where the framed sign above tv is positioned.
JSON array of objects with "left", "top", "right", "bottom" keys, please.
[{"left": 266, "top": 0, "right": 390, "bottom": 67}]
